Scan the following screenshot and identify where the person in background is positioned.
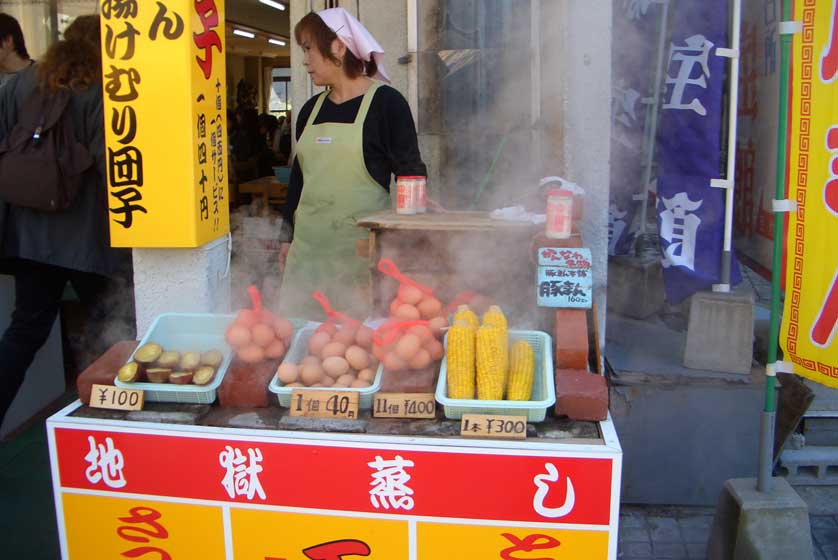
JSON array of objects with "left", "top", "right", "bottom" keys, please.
[
  {"left": 277, "top": 111, "right": 292, "bottom": 162},
  {"left": 0, "top": 14, "right": 32, "bottom": 89},
  {"left": 0, "top": 15, "right": 132, "bottom": 428},
  {"left": 278, "top": 8, "right": 426, "bottom": 319},
  {"left": 257, "top": 112, "right": 283, "bottom": 165}
]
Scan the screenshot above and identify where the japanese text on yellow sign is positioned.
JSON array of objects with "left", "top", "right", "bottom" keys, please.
[
  {"left": 781, "top": 0, "right": 838, "bottom": 388},
  {"left": 100, "top": 0, "right": 229, "bottom": 248}
]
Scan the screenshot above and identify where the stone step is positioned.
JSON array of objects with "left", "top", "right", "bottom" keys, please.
[{"left": 778, "top": 446, "right": 838, "bottom": 485}]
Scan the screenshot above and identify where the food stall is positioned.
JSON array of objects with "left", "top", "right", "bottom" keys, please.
[{"left": 47, "top": 202, "right": 622, "bottom": 560}]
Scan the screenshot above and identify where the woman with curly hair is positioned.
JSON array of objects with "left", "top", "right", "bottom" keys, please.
[{"left": 0, "top": 15, "right": 132, "bottom": 429}]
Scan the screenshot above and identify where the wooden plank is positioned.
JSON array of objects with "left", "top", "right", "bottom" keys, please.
[
  {"left": 289, "top": 389, "right": 360, "bottom": 419},
  {"left": 373, "top": 393, "right": 436, "bottom": 418},
  {"left": 89, "top": 384, "right": 144, "bottom": 411},
  {"left": 357, "top": 211, "right": 540, "bottom": 232},
  {"left": 460, "top": 414, "right": 528, "bottom": 439}
]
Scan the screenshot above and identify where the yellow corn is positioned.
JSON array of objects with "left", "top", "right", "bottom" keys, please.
[
  {"left": 476, "top": 325, "right": 505, "bottom": 400},
  {"left": 453, "top": 305, "right": 479, "bottom": 330},
  {"left": 446, "top": 321, "right": 475, "bottom": 399},
  {"left": 482, "top": 305, "right": 509, "bottom": 389},
  {"left": 507, "top": 340, "right": 535, "bottom": 400}
]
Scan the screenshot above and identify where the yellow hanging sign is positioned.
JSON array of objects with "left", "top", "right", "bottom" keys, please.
[
  {"left": 100, "top": 0, "right": 229, "bottom": 248},
  {"left": 781, "top": 0, "right": 838, "bottom": 388}
]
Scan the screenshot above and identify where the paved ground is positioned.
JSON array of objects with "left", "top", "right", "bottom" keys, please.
[{"left": 618, "top": 505, "right": 838, "bottom": 559}]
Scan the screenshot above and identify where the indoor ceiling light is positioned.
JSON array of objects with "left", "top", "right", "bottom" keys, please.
[
  {"left": 233, "top": 29, "right": 256, "bottom": 39},
  {"left": 259, "top": 0, "right": 286, "bottom": 10},
  {"left": 268, "top": 38, "right": 287, "bottom": 46}
]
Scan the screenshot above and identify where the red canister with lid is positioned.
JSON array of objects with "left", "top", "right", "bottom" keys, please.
[{"left": 545, "top": 189, "right": 574, "bottom": 239}]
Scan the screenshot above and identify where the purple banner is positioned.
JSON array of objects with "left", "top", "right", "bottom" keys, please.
[{"left": 655, "top": 0, "right": 741, "bottom": 303}]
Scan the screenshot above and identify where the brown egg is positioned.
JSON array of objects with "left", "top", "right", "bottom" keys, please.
[
  {"left": 345, "top": 345, "right": 370, "bottom": 370},
  {"left": 383, "top": 351, "right": 407, "bottom": 372},
  {"left": 426, "top": 339, "right": 444, "bottom": 361},
  {"left": 301, "top": 355, "right": 321, "bottom": 368},
  {"left": 357, "top": 368, "right": 376, "bottom": 383},
  {"left": 350, "top": 379, "right": 371, "bottom": 388},
  {"left": 322, "top": 356, "right": 350, "bottom": 379},
  {"left": 395, "top": 334, "right": 421, "bottom": 361},
  {"left": 286, "top": 382, "right": 304, "bottom": 387},
  {"left": 398, "top": 284, "right": 424, "bottom": 305},
  {"left": 428, "top": 316, "right": 449, "bottom": 337},
  {"left": 321, "top": 341, "right": 347, "bottom": 359},
  {"left": 417, "top": 297, "right": 442, "bottom": 319},
  {"left": 315, "top": 322, "right": 338, "bottom": 336},
  {"left": 389, "top": 298, "right": 403, "bottom": 316},
  {"left": 372, "top": 343, "right": 387, "bottom": 361},
  {"left": 355, "top": 326, "right": 374, "bottom": 348},
  {"left": 225, "top": 324, "right": 251, "bottom": 348},
  {"left": 333, "top": 327, "right": 357, "bottom": 346},
  {"left": 252, "top": 324, "right": 276, "bottom": 348},
  {"left": 276, "top": 363, "right": 299, "bottom": 384},
  {"left": 307, "top": 331, "right": 331, "bottom": 355},
  {"left": 320, "top": 376, "right": 335, "bottom": 387},
  {"left": 408, "top": 348, "right": 432, "bottom": 370},
  {"left": 273, "top": 317, "right": 295, "bottom": 342},
  {"left": 395, "top": 303, "right": 421, "bottom": 321},
  {"left": 237, "top": 344, "right": 264, "bottom": 364},
  {"left": 300, "top": 363, "right": 325, "bottom": 386},
  {"left": 335, "top": 373, "right": 355, "bottom": 387},
  {"left": 407, "top": 324, "right": 433, "bottom": 343},
  {"left": 236, "top": 309, "right": 259, "bottom": 329},
  {"left": 264, "top": 339, "right": 286, "bottom": 359}
]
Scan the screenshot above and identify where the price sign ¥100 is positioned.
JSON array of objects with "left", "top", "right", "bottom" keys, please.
[{"left": 89, "top": 384, "right": 144, "bottom": 411}]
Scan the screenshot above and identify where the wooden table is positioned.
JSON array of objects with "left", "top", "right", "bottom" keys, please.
[{"left": 237, "top": 176, "right": 288, "bottom": 209}]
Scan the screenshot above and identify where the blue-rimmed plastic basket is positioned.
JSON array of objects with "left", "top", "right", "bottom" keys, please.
[
  {"left": 114, "top": 313, "right": 236, "bottom": 404},
  {"left": 435, "top": 329, "right": 555, "bottom": 421},
  {"left": 269, "top": 324, "right": 383, "bottom": 409}
]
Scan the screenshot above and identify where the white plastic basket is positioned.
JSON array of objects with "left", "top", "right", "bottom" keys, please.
[
  {"left": 269, "top": 324, "right": 383, "bottom": 409},
  {"left": 435, "top": 329, "right": 555, "bottom": 421},
  {"left": 114, "top": 313, "right": 235, "bottom": 404}
]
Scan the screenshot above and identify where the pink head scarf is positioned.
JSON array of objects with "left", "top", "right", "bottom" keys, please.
[{"left": 317, "top": 7, "right": 391, "bottom": 83}]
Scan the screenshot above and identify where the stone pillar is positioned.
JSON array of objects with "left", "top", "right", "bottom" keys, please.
[
  {"left": 0, "top": 0, "right": 57, "bottom": 59},
  {"left": 132, "top": 236, "right": 232, "bottom": 338}
]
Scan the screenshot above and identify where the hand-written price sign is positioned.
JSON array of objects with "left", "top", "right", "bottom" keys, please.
[
  {"left": 536, "top": 248, "right": 592, "bottom": 308},
  {"left": 290, "top": 390, "right": 359, "bottom": 419},
  {"left": 373, "top": 393, "right": 436, "bottom": 419},
  {"left": 90, "top": 384, "right": 144, "bottom": 411},
  {"left": 460, "top": 414, "right": 528, "bottom": 439}
]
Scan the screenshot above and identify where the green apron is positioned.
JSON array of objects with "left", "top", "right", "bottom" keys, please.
[{"left": 279, "top": 83, "right": 389, "bottom": 320}]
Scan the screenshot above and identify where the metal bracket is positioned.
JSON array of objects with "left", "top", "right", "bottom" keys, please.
[
  {"left": 712, "top": 283, "right": 731, "bottom": 293},
  {"left": 632, "top": 193, "right": 647, "bottom": 201},
  {"left": 715, "top": 47, "right": 740, "bottom": 59},
  {"left": 767, "top": 361, "right": 794, "bottom": 377},
  {"left": 710, "top": 178, "right": 733, "bottom": 190},
  {"left": 772, "top": 199, "right": 798, "bottom": 213},
  {"left": 779, "top": 21, "right": 803, "bottom": 35}
]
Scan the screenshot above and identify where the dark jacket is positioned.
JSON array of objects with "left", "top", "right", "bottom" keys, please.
[{"left": 0, "top": 64, "right": 127, "bottom": 277}]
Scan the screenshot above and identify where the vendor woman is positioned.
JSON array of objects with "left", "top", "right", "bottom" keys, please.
[{"left": 279, "top": 8, "right": 426, "bottom": 320}]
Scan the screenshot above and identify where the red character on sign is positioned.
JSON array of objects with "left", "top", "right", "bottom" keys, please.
[
  {"left": 499, "top": 533, "right": 561, "bottom": 560},
  {"left": 810, "top": 127, "right": 838, "bottom": 348},
  {"left": 302, "top": 539, "right": 371, "bottom": 560},
  {"left": 193, "top": 0, "right": 222, "bottom": 80},
  {"left": 821, "top": 0, "right": 838, "bottom": 83},
  {"left": 116, "top": 506, "right": 171, "bottom": 560}
]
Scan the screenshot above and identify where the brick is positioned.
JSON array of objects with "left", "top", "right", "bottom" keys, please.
[
  {"left": 76, "top": 340, "right": 138, "bottom": 404},
  {"left": 218, "top": 359, "right": 278, "bottom": 408},
  {"left": 619, "top": 542, "right": 652, "bottom": 557},
  {"left": 652, "top": 541, "right": 688, "bottom": 558},
  {"left": 619, "top": 526, "right": 650, "bottom": 543},
  {"left": 649, "top": 517, "right": 682, "bottom": 543},
  {"left": 554, "top": 369, "right": 607, "bottom": 421},
  {"left": 553, "top": 309, "right": 589, "bottom": 370}
]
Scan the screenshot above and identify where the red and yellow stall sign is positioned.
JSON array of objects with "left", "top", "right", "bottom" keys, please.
[
  {"left": 49, "top": 421, "right": 621, "bottom": 559},
  {"left": 100, "top": 0, "right": 229, "bottom": 248},
  {"left": 781, "top": 0, "right": 838, "bottom": 387}
]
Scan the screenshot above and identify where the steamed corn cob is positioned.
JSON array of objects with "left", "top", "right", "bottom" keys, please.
[
  {"left": 453, "top": 305, "right": 479, "bottom": 330},
  {"left": 446, "top": 321, "right": 476, "bottom": 399},
  {"left": 476, "top": 325, "right": 505, "bottom": 400},
  {"left": 506, "top": 340, "right": 535, "bottom": 400},
  {"left": 482, "top": 305, "right": 509, "bottom": 389}
]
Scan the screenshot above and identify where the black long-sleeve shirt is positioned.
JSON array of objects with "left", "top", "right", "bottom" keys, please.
[{"left": 281, "top": 85, "right": 426, "bottom": 229}]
